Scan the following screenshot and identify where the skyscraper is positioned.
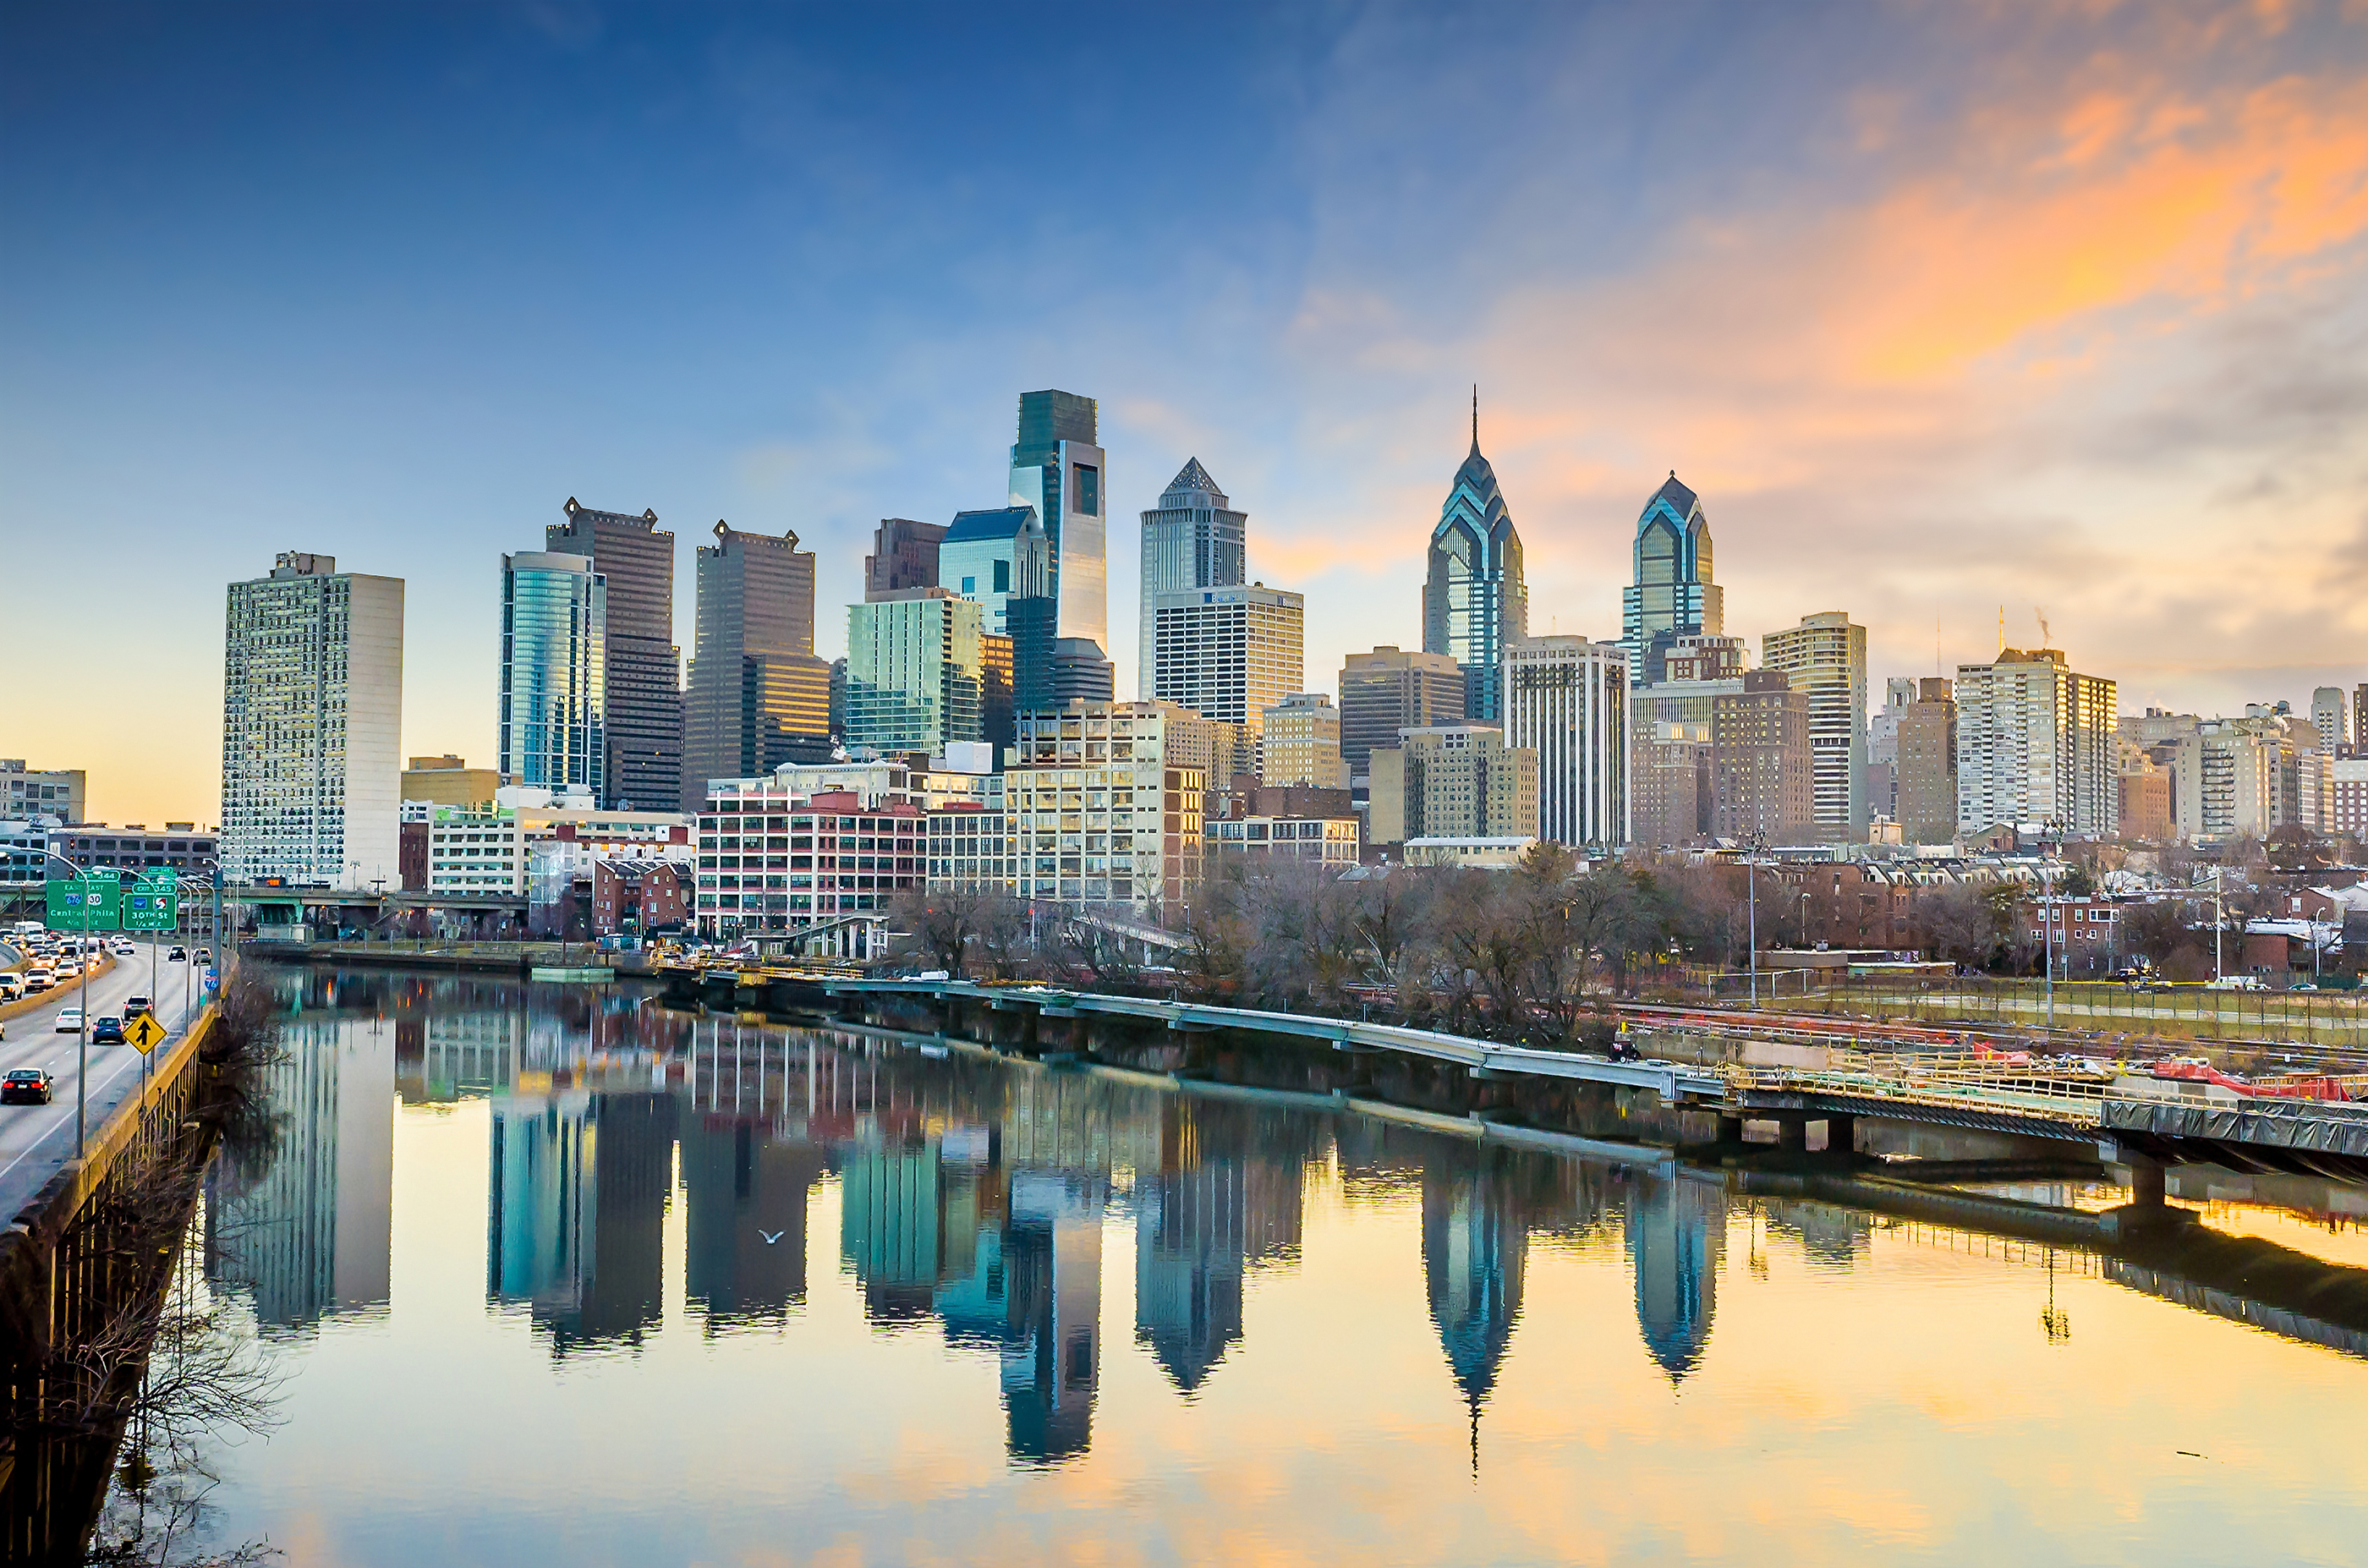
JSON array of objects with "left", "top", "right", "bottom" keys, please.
[
  {"left": 844, "top": 589, "right": 986, "bottom": 754},
  {"left": 547, "top": 499, "right": 682, "bottom": 812},
  {"left": 1502, "top": 637, "right": 1629, "bottom": 847},
  {"left": 1152, "top": 584, "right": 1305, "bottom": 747},
  {"left": 1339, "top": 646, "right": 1466, "bottom": 779},
  {"left": 1761, "top": 612, "right": 1869, "bottom": 840},
  {"left": 1422, "top": 395, "right": 1527, "bottom": 721},
  {"left": 683, "top": 522, "right": 830, "bottom": 799},
  {"left": 1137, "top": 458, "right": 1247, "bottom": 700},
  {"left": 863, "top": 518, "right": 947, "bottom": 600},
  {"left": 1620, "top": 474, "right": 1723, "bottom": 686},
  {"left": 498, "top": 551, "right": 606, "bottom": 798},
  {"left": 2312, "top": 685, "right": 2350, "bottom": 754},
  {"left": 1954, "top": 647, "right": 2117, "bottom": 837},
  {"left": 1007, "top": 390, "right": 1108, "bottom": 657},
  {"left": 221, "top": 551, "right": 403, "bottom": 890},
  {"left": 939, "top": 506, "right": 1049, "bottom": 636},
  {"left": 1710, "top": 671, "right": 1814, "bottom": 842},
  {"left": 1896, "top": 677, "right": 1960, "bottom": 845}
]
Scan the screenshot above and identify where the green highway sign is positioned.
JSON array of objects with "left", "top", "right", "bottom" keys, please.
[
  {"left": 122, "top": 873, "right": 179, "bottom": 932},
  {"left": 45, "top": 870, "right": 123, "bottom": 929}
]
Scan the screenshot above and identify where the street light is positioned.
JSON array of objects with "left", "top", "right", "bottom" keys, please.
[{"left": 38, "top": 849, "right": 98, "bottom": 1159}]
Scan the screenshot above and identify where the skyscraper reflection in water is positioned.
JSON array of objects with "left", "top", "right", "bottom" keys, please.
[
  {"left": 682, "top": 1119, "right": 827, "bottom": 1329},
  {"left": 204, "top": 1017, "right": 395, "bottom": 1335},
  {"left": 1134, "top": 1102, "right": 1307, "bottom": 1395},
  {"left": 1422, "top": 1159, "right": 1529, "bottom": 1449},
  {"left": 1625, "top": 1169, "right": 1725, "bottom": 1382},
  {"left": 487, "top": 1087, "right": 677, "bottom": 1351}
]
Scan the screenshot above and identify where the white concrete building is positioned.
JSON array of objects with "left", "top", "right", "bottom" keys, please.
[
  {"left": 1954, "top": 648, "right": 2117, "bottom": 839},
  {"left": 220, "top": 551, "right": 403, "bottom": 890},
  {"left": 1761, "top": 611, "right": 1868, "bottom": 840},
  {"left": 1152, "top": 584, "right": 1305, "bottom": 747},
  {"left": 425, "top": 803, "right": 690, "bottom": 896},
  {"left": 1501, "top": 636, "right": 1628, "bottom": 848},
  {"left": 1006, "top": 702, "right": 1206, "bottom": 912}
]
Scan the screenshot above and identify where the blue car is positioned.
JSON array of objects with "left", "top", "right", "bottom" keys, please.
[{"left": 91, "top": 1015, "right": 125, "bottom": 1044}]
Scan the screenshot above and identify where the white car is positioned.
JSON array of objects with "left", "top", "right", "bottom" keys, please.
[
  {"left": 110, "top": 941, "right": 136, "bottom": 957},
  {"left": 55, "top": 1006, "right": 83, "bottom": 1033}
]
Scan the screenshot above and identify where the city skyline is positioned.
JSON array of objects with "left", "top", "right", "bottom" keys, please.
[{"left": 8, "top": 4, "right": 2368, "bottom": 824}]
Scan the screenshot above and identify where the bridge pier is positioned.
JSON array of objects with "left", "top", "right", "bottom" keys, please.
[
  {"left": 1718, "top": 1113, "right": 1746, "bottom": 1145},
  {"left": 1823, "top": 1113, "right": 1856, "bottom": 1155},
  {"left": 1778, "top": 1117, "right": 1809, "bottom": 1153}
]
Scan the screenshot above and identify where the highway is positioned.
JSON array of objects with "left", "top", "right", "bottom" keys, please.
[{"left": 0, "top": 936, "right": 206, "bottom": 1223}]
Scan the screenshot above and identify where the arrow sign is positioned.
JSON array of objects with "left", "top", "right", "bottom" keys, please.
[{"left": 124, "top": 1012, "right": 168, "bottom": 1055}]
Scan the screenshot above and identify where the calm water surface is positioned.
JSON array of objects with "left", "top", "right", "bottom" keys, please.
[{"left": 151, "top": 972, "right": 2368, "bottom": 1565}]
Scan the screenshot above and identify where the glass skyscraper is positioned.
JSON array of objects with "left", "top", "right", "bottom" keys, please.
[
  {"left": 1422, "top": 397, "right": 1527, "bottom": 721},
  {"left": 1136, "top": 458, "right": 1247, "bottom": 700},
  {"left": 499, "top": 551, "right": 607, "bottom": 798},
  {"left": 1007, "top": 390, "right": 1107, "bottom": 656},
  {"left": 1620, "top": 473, "right": 1724, "bottom": 686}
]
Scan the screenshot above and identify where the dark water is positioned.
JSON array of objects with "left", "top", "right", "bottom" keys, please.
[{"left": 131, "top": 973, "right": 2368, "bottom": 1565}]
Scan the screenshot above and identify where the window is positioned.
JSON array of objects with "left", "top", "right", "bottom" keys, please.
[
  {"left": 1073, "top": 463, "right": 1099, "bottom": 516},
  {"left": 993, "top": 559, "right": 1010, "bottom": 594}
]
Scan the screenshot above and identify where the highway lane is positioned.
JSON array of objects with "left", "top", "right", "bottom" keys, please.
[{"left": 0, "top": 937, "right": 206, "bottom": 1221}]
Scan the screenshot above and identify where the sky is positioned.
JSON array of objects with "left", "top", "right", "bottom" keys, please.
[{"left": 6, "top": 0, "right": 2368, "bottom": 826}]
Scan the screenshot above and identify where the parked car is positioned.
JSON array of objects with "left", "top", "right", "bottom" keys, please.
[
  {"left": 91, "top": 1015, "right": 125, "bottom": 1044},
  {"left": 2, "top": 1069, "right": 53, "bottom": 1105},
  {"left": 55, "top": 1006, "right": 83, "bottom": 1033}
]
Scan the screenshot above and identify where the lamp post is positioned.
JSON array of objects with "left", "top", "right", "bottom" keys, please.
[
  {"left": 1746, "top": 842, "right": 1761, "bottom": 1006},
  {"left": 40, "top": 850, "right": 97, "bottom": 1159}
]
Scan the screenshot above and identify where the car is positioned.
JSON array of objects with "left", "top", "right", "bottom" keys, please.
[
  {"left": 2, "top": 1069, "right": 53, "bottom": 1105},
  {"left": 124, "top": 995, "right": 152, "bottom": 1017},
  {"left": 91, "top": 1016, "right": 124, "bottom": 1044},
  {"left": 22, "top": 969, "right": 52, "bottom": 994},
  {"left": 0, "top": 977, "right": 21, "bottom": 1002},
  {"left": 55, "top": 1006, "right": 83, "bottom": 1033},
  {"left": 167, "top": 946, "right": 187, "bottom": 962},
  {"left": 195, "top": 948, "right": 212, "bottom": 964}
]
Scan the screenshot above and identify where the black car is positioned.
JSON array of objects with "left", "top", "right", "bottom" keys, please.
[
  {"left": 91, "top": 1016, "right": 126, "bottom": 1044},
  {"left": 2, "top": 1069, "right": 54, "bottom": 1105},
  {"left": 167, "top": 946, "right": 188, "bottom": 962}
]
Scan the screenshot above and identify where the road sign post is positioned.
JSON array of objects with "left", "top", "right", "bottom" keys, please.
[{"left": 124, "top": 1012, "right": 167, "bottom": 1055}]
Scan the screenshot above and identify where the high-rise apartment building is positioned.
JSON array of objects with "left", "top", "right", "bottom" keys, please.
[
  {"left": 1761, "top": 612, "right": 1868, "bottom": 840},
  {"left": 1953, "top": 648, "right": 2118, "bottom": 837},
  {"left": 863, "top": 518, "right": 946, "bottom": 600},
  {"left": 1866, "top": 677, "right": 1916, "bottom": 824},
  {"left": 1007, "top": 390, "right": 1108, "bottom": 658},
  {"left": 1137, "top": 458, "right": 1247, "bottom": 700},
  {"left": 1259, "top": 694, "right": 1348, "bottom": 790},
  {"left": 221, "top": 551, "right": 404, "bottom": 889},
  {"left": 1339, "top": 646, "right": 1466, "bottom": 779},
  {"left": 1368, "top": 725, "right": 1541, "bottom": 848},
  {"left": 2313, "top": 685, "right": 2351, "bottom": 754},
  {"left": 1620, "top": 473, "right": 1723, "bottom": 686},
  {"left": 547, "top": 498, "right": 682, "bottom": 813},
  {"left": 1006, "top": 702, "right": 1207, "bottom": 912},
  {"left": 499, "top": 552, "right": 606, "bottom": 798},
  {"left": 1422, "top": 398, "right": 1527, "bottom": 721},
  {"left": 844, "top": 589, "right": 985, "bottom": 754},
  {"left": 1630, "top": 635, "right": 1746, "bottom": 847},
  {"left": 684, "top": 523, "right": 830, "bottom": 800},
  {"left": 1502, "top": 638, "right": 1628, "bottom": 847},
  {"left": 1710, "top": 671, "right": 1813, "bottom": 842},
  {"left": 1153, "top": 584, "right": 1305, "bottom": 745},
  {"left": 1894, "top": 677, "right": 1959, "bottom": 845}
]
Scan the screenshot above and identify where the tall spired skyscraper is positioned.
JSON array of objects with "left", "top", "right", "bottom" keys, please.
[
  {"left": 1422, "top": 393, "right": 1527, "bottom": 721},
  {"left": 1137, "top": 458, "right": 1246, "bottom": 700},
  {"left": 1007, "top": 390, "right": 1108, "bottom": 659},
  {"left": 1621, "top": 473, "right": 1724, "bottom": 686}
]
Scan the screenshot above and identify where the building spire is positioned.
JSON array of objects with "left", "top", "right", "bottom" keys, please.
[{"left": 1471, "top": 385, "right": 1480, "bottom": 455}]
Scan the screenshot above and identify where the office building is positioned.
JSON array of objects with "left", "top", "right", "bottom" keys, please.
[
  {"left": 1631, "top": 723, "right": 1713, "bottom": 849},
  {"left": 2333, "top": 758, "right": 2368, "bottom": 836},
  {"left": 691, "top": 785, "right": 925, "bottom": 953},
  {"left": 1137, "top": 458, "right": 1247, "bottom": 700},
  {"left": 1620, "top": 473, "right": 1724, "bottom": 686},
  {"left": 400, "top": 754, "right": 500, "bottom": 811},
  {"left": 1761, "top": 612, "right": 1868, "bottom": 840},
  {"left": 940, "top": 506, "right": 1049, "bottom": 637},
  {"left": 45, "top": 825, "right": 217, "bottom": 877},
  {"left": 2313, "top": 685, "right": 2351, "bottom": 754},
  {"left": 864, "top": 518, "right": 946, "bottom": 600},
  {"left": 1711, "top": 671, "right": 1813, "bottom": 842},
  {"left": 425, "top": 798, "right": 690, "bottom": 897},
  {"left": 1894, "top": 677, "right": 1959, "bottom": 845},
  {"left": 1502, "top": 638, "right": 1628, "bottom": 848},
  {"left": 221, "top": 551, "right": 403, "bottom": 890},
  {"left": 1367, "top": 725, "right": 1540, "bottom": 848},
  {"left": 980, "top": 632, "right": 1015, "bottom": 754},
  {"left": 683, "top": 522, "right": 830, "bottom": 802},
  {"left": 1206, "top": 814, "right": 1361, "bottom": 869},
  {"left": 499, "top": 551, "right": 606, "bottom": 799},
  {"left": 547, "top": 499, "right": 683, "bottom": 813},
  {"left": 1954, "top": 647, "right": 2118, "bottom": 837},
  {"left": 845, "top": 589, "right": 985, "bottom": 755},
  {"left": 1867, "top": 677, "right": 1916, "bottom": 825},
  {"left": 926, "top": 803, "right": 1017, "bottom": 890},
  {"left": 1260, "top": 694, "right": 1348, "bottom": 790},
  {"left": 1422, "top": 397, "right": 1527, "bottom": 721},
  {"left": 1153, "top": 584, "right": 1305, "bottom": 744},
  {"left": 1, "top": 761, "right": 84, "bottom": 825},
  {"left": 1007, "top": 390, "right": 1109, "bottom": 658},
  {"left": 1339, "top": 646, "right": 1466, "bottom": 779},
  {"left": 1006, "top": 702, "right": 1208, "bottom": 912}
]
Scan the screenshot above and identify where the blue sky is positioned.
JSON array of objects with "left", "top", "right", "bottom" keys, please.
[{"left": 8, "top": 2, "right": 2368, "bottom": 821}]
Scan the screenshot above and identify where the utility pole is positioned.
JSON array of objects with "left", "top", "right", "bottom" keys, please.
[{"left": 1746, "top": 841, "right": 1761, "bottom": 1006}]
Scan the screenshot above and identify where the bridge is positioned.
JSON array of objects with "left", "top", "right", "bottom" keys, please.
[{"left": 652, "top": 967, "right": 2368, "bottom": 1192}]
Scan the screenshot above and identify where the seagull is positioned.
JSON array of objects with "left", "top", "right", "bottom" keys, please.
[{"left": 758, "top": 1230, "right": 784, "bottom": 1246}]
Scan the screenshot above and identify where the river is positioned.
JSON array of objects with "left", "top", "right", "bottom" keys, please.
[{"left": 87, "top": 969, "right": 2368, "bottom": 1565}]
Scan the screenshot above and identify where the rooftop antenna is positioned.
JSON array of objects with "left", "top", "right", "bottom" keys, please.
[{"left": 1998, "top": 605, "right": 2005, "bottom": 656}]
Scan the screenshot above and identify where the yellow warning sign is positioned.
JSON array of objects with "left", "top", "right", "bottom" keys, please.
[{"left": 124, "top": 1012, "right": 167, "bottom": 1055}]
